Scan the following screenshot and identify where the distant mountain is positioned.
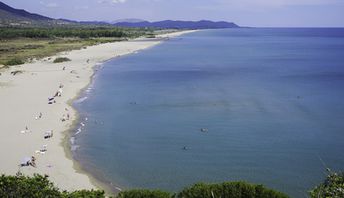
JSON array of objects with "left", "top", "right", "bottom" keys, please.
[
  {"left": 0, "top": 1, "right": 72, "bottom": 26},
  {"left": 113, "top": 20, "right": 240, "bottom": 29},
  {"left": 0, "top": 1, "right": 240, "bottom": 29},
  {"left": 0, "top": 1, "right": 51, "bottom": 21},
  {"left": 111, "top": 18, "right": 146, "bottom": 23}
]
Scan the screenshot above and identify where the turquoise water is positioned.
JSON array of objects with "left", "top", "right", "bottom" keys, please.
[{"left": 73, "top": 28, "right": 344, "bottom": 197}]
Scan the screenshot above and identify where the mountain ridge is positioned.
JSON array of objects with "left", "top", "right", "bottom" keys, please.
[
  {"left": 113, "top": 20, "right": 239, "bottom": 29},
  {"left": 0, "top": 1, "right": 240, "bottom": 29}
]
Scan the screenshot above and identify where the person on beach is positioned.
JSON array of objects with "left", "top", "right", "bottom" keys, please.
[
  {"left": 61, "top": 114, "right": 66, "bottom": 122},
  {"left": 30, "top": 156, "right": 36, "bottom": 167},
  {"left": 44, "top": 130, "right": 53, "bottom": 139},
  {"left": 58, "top": 88, "right": 63, "bottom": 97},
  {"left": 36, "top": 112, "right": 43, "bottom": 120}
]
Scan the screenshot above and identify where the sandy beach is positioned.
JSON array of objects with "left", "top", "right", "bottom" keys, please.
[{"left": 0, "top": 30, "right": 196, "bottom": 191}]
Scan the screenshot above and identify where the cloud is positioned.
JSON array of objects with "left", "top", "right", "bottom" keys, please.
[
  {"left": 197, "top": 0, "right": 344, "bottom": 12},
  {"left": 74, "top": 5, "right": 89, "bottom": 10},
  {"left": 112, "top": 0, "right": 127, "bottom": 3},
  {"left": 98, "top": 0, "right": 127, "bottom": 4},
  {"left": 39, "top": 1, "right": 59, "bottom": 8},
  {"left": 217, "top": 0, "right": 344, "bottom": 7},
  {"left": 46, "top": 2, "right": 58, "bottom": 7}
]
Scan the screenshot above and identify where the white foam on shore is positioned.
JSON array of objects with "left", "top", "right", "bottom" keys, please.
[
  {"left": 71, "top": 144, "right": 80, "bottom": 151},
  {"left": 75, "top": 128, "right": 82, "bottom": 135},
  {"left": 75, "top": 96, "right": 88, "bottom": 103},
  {"left": 70, "top": 137, "right": 75, "bottom": 145}
]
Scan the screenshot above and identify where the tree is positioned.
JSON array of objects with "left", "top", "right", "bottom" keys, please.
[
  {"left": 117, "top": 189, "right": 171, "bottom": 198},
  {"left": 0, "top": 173, "right": 105, "bottom": 198},
  {"left": 177, "top": 181, "right": 289, "bottom": 198},
  {"left": 310, "top": 170, "right": 344, "bottom": 198}
]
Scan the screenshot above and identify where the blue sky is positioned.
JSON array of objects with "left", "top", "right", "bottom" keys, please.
[{"left": 3, "top": 0, "right": 344, "bottom": 27}]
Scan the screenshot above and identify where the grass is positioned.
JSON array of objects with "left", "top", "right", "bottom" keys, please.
[
  {"left": 0, "top": 37, "right": 125, "bottom": 66},
  {"left": 5, "top": 58, "right": 24, "bottom": 66},
  {"left": 53, "top": 57, "right": 71, "bottom": 63}
]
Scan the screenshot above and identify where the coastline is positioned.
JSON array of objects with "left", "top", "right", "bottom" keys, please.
[{"left": 0, "top": 30, "right": 197, "bottom": 192}]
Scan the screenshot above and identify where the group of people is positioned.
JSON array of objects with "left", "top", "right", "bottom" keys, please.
[
  {"left": 21, "top": 82, "right": 71, "bottom": 169},
  {"left": 48, "top": 84, "right": 64, "bottom": 104},
  {"left": 54, "top": 84, "right": 64, "bottom": 97},
  {"left": 20, "top": 156, "right": 36, "bottom": 167},
  {"left": 61, "top": 108, "right": 70, "bottom": 122}
]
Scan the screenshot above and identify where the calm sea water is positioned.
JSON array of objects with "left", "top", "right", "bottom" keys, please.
[{"left": 73, "top": 28, "right": 344, "bottom": 197}]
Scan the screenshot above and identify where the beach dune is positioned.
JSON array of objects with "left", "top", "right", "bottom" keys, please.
[{"left": 0, "top": 30, "right": 195, "bottom": 191}]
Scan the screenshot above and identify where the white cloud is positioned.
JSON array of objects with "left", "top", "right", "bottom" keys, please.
[
  {"left": 197, "top": 0, "right": 344, "bottom": 12},
  {"left": 112, "top": 0, "right": 127, "bottom": 3},
  {"left": 217, "top": 0, "right": 344, "bottom": 7},
  {"left": 39, "top": 1, "right": 59, "bottom": 8},
  {"left": 98, "top": 0, "right": 127, "bottom": 4},
  {"left": 74, "top": 5, "right": 89, "bottom": 10},
  {"left": 46, "top": 2, "right": 58, "bottom": 7}
]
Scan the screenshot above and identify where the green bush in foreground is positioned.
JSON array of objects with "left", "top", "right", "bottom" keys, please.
[
  {"left": 1, "top": 170, "right": 343, "bottom": 198},
  {"left": 53, "top": 57, "right": 71, "bottom": 63},
  {"left": 5, "top": 58, "right": 24, "bottom": 66},
  {"left": 310, "top": 170, "right": 344, "bottom": 198},
  {"left": 117, "top": 182, "right": 288, "bottom": 198},
  {"left": 117, "top": 189, "right": 171, "bottom": 198},
  {"left": 0, "top": 173, "right": 105, "bottom": 198},
  {"left": 177, "top": 182, "right": 288, "bottom": 198}
]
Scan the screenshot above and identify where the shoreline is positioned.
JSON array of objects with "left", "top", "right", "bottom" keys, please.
[
  {"left": 65, "top": 61, "right": 121, "bottom": 194},
  {"left": 0, "top": 30, "right": 197, "bottom": 193}
]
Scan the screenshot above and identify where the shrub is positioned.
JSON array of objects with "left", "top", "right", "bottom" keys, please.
[
  {"left": 117, "top": 189, "right": 171, "bottom": 198},
  {"left": 0, "top": 173, "right": 61, "bottom": 197},
  {"left": 177, "top": 181, "right": 289, "bottom": 198},
  {"left": 0, "top": 173, "right": 105, "bottom": 198},
  {"left": 145, "top": 34, "right": 156, "bottom": 38},
  {"left": 5, "top": 58, "right": 24, "bottom": 66},
  {"left": 53, "top": 57, "right": 71, "bottom": 63},
  {"left": 0, "top": 173, "right": 290, "bottom": 198},
  {"left": 62, "top": 189, "right": 106, "bottom": 198},
  {"left": 310, "top": 170, "right": 344, "bottom": 198}
]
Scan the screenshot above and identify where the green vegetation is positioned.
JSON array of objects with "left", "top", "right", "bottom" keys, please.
[
  {"left": 0, "top": 173, "right": 290, "bottom": 198},
  {"left": 0, "top": 28, "right": 120, "bottom": 39},
  {"left": 4, "top": 57, "right": 24, "bottom": 66},
  {"left": 310, "top": 170, "right": 344, "bottom": 198},
  {"left": 0, "top": 173, "right": 105, "bottom": 197},
  {"left": 118, "top": 189, "right": 171, "bottom": 198},
  {"left": 0, "top": 27, "right": 149, "bottom": 39},
  {"left": 0, "top": 27, "right": 155, "bottom": 66},
  {"left": 145, "top": 33, "right": 156, "bottom": 38},
  {"left": 53, "top": 57, "right": 71, "bottom": 63},
  {"left": 177, "top": 182, "right": 288, "bottom": 198},
  {"left": 0, "top": 37, "right": 125, "bottom": 65}
]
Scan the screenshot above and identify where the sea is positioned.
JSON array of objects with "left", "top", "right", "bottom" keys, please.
[{"left": 72, "top": 28, "right": 344, "bottom": 197}]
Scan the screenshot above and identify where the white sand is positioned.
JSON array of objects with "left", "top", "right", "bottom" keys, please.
[{"left": 0, "top": 30, "right": 196, "bottom": 191}]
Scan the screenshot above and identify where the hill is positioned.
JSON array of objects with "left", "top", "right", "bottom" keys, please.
[
  {"left": 0, "top": 1, "right": 73, "bottom": 27},
  {"left": 113, "top": 20, "right": 240, "bottom": 29},
  {"left": 0, "top": 1, "right": 240, "bottom": 29}
]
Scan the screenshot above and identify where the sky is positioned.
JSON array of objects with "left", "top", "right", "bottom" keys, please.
[{"left": 2, "top": 0, "right": 344, "bottom": 27}]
